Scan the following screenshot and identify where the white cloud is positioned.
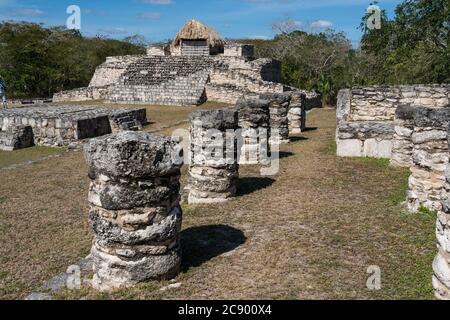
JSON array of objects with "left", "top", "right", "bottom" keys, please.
[
  {"left": 310, "top": 20, "right": 333, "bottom": 29},
  {"left": 140, "top": 0, "right": 174, "bottom": 4},
  {"left": 139, "top": 12, "right": 161, "bottom": 20}
]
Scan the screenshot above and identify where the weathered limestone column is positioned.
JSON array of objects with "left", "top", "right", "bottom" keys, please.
[
  {"left": 235, "top": 95, "right": 270, "bottom": 165},
  {"left": 188, "top": 109, "right": 239, "bottom": 204},
  {"left": 84, "top": 131, "right": 183, "bottom": 291},
  {"left": 390, "top": 105, "right": 417, "bottom": 168},
  {"left": 287, "top": 91, "right": 306, "bottom": 134},
  {"left": 261, "top": 93, "right": 291, "bottom": 145},
  {"left": 407, "top": 107, "right": 450, "bottom": 212},
  {"left": 434, "top": 148, "right": 450, "bottom": 299}
]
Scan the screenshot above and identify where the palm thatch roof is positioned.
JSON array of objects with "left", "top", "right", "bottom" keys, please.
[{"left": 172, "top": 19, "right": 226, "bottom": 48}]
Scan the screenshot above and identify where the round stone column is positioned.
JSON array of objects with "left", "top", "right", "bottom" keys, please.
[
  {"left": 188, "top": 109, "right": 239, "bottom": 204},
  {"left": 84, "top": 131, "right": 183, "bottom": 291},
  {"left": 235, "top": 95, "right": 270, "bottom": 165},
  {"left": 261, "top": 93, "right": 291, "bottom": 145},
  {"left": 288, "top": 91, "right": 306, "bottom": 134}
]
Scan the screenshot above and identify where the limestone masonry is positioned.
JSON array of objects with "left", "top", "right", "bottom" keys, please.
[
  {"left": 399, "top": 106, "right": 450, "bottom": 213},
  {"left": 434, "top": 129, "right": 450, "bottom": 299},
  {"left": 53, "top": 20, "right": 321, "bottom": 108},
  {"left": 235, "top": 95, "right": 271, "bottom": 165},
  {"left": 262, "top": 93, "right": 292, "bottom": 145},
  {"left": 336, "top": 85, "right": 450, "bottom": 159},
  {"left": 85, "top": 131, "right": 183, "bottom": 290},
  {"left": 188, "top": 109, "right": 239, "bottom": 204},
  {"left": 0, "top": 125, "right": 34, "bottom": 151},
  {"left": 0, "top": 105, "right": 147, "bottom": 147}
]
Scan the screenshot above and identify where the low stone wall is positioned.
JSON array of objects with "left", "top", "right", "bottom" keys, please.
[
  {"left": 85, "top": 132, "right": 183, "bottom": 290},
  {"left": 0, "top": 105, "right": 147, "bottom": 147},
  {"left": 0, "top": 125, "right": 34, "bottom": 151},
  {"left": 336, "top": 85, "right": 450, "bottom": 159},
  {"left": 188, "top": 109, "right": 239, "bottom": 204},
  {"left": 53, "top": 86, "right": 111, "bottom": 103}
]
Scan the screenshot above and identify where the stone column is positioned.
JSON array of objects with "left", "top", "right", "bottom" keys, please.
[
  {"left": 235, "top": 95, "right": 270, "bottom": 165},
  {"left": 390, "top": 105, "right": 417, "bottom": 168},
  {"left": 84, "top": 131, "right": 183, "bottom": 291},
  {"left": 188, "top": 109, "right": 239, "bottom": 204},
  {"left": 287, "top": 91, "right": 306, "bottom": 134},
  {"left": 261, "top": 93, "right": 291, "bottom": 145},
  {"left": 434, "top": 149, "right": 450, "bottom": 299},
  {"left": 407, "top": 107, "right": 450, "bottom": 213}
]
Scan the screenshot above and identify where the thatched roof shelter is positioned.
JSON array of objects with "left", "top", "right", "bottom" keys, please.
[{"left": 172, "top": 19, "right": 226, "bottom": 54}]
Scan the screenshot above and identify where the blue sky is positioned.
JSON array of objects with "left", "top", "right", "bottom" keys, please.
[{"left": 0, "top": 0, "right": 404, "bottom": 46}]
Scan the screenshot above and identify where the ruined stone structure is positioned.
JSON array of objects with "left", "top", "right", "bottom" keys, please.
[
  {"left": 262, "top": 93, "right": 291, "bottom": 145},
  {"left": 84, "top": 131, "right": 183, "bottom": 290},
  {"left": 188, "top": 109, "right": 239, "bottom": 204},
  {"left": 336, "top": 85, "right": 450, "bottom": 159},
  {"left": 434, "top": 135, "right": 450, "bottom": 299},
  {"left": 399, "top": 106, "right": 450, "bottom": 213},
  {"left": 287, "top": 91, "right": 307, "bottom": 134},
  {"left": 0, "top": 105, "right": 147, "bottom": 147},
  {"left": 53, "top": 19, "right": 321, "bottom": 108},
  {"left": 0, "top": 125, "right": 34, "bottom": 151},
  {"left": 235, "top": 95, "right": 270, "bottom": 165}
]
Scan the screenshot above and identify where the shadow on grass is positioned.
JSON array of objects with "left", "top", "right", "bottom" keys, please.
[
  {"left": 303, "top": 127, "right": 318, "bottom": 132},
  {"left": 181, "top": 225, "right": 246, "bottom": 272},
  {"left": 279, "top": 151, "right": 294, "bottom": 159},
  {"left": 236, "top": 176, "right": 275, "bottom": 197},
  {"left": 290, "top": 136, "right": 308, "bottom": 143}
]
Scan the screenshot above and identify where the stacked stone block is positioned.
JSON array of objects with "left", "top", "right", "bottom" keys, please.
[
  {"left": 288, "top": 91, "right": 306, "bottom": 134},
  {"left": 390, "top": 105, "right": 417, "bottom": 167},
  {"left": 434, "top": 138, "right": 450, "bottom": 299},
  {"left": 235, "top": 95, "right": 270, "bottom": 165},
  {"left": 0, "top": 125, "right": 34, "bottom": 151},
  {"left": 188, "top": 109, "right": 239, "bottom": 204},
  {"left": 406, "top": 107, "right": 450, "bottom": 213},
  {"left": 261, "top": 93, "right": 291, "bottom": 145},
  {"left": 84, "top": 131, "right": 183, "bottom": 291}
]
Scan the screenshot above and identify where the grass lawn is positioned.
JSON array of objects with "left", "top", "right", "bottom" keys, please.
[
  {"left": 0, "top": 107, "right": 436, "bottom": 300},
  {"left": 0, "top": 146, "right": 64, "bottom": 169}
]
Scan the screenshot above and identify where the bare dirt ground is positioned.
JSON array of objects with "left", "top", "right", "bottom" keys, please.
[{"left": 0, "top": 107, "right": 436, "bottom": 300}]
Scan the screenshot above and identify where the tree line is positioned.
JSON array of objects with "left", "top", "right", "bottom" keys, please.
[
  {"left": 243, "top": 0, "right": 449, "bottom": 105},
  {"left": 0, "top": 22, "right": 145, "bottom": 98}
]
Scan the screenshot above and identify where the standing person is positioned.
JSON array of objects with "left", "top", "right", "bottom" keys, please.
[{"left": 0, "top": 78, "right": 7, "bottom": 109}]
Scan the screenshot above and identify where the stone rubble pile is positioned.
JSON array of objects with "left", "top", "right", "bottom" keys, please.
[
  {"left": 406, "top": 106, "right": 450, "bottom": 213},
  {"left": 188, "top": 109, "right": 239, "bottom": 204},
  {"left": 261, "top": 93, "right": 291, "bottom": 145},
  {"left": 287, "top": 91, "right": 306, "bottom": 134},
  {"left": 0, "top": 125, "right": 34, "bottom": 151},
  {"left": 235, "top": 95, "right": 270, "bottom": 165},
  {"left": 84, "top": 131, "right": 183, "bottom": 291}
]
